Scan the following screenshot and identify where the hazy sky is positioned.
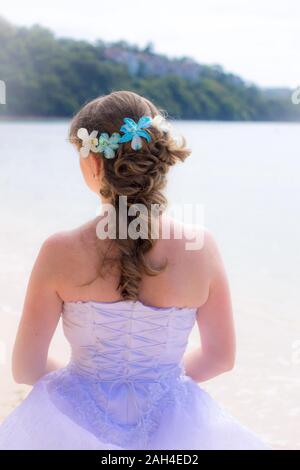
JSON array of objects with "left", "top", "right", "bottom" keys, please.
[{"left": 1, "top": 0, "right": 300, "bottom": 88}]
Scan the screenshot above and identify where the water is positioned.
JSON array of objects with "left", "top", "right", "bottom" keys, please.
[{"left": 0, "top": 120, "right": 300, "bottom": 448}]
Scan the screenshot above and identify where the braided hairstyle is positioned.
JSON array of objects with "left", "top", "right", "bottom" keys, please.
[{"left": 69, "top": 91, "right": 190, "bottom": 300}]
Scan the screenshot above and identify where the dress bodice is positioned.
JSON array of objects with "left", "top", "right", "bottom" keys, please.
[
  {"left": 45, "top": 300, "right": 197, "bottom": 448},
  {"left": 62, "top": 300, "right": 197, "bottom": 381}
]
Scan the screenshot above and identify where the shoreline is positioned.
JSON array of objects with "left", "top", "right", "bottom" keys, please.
[{"left": 1, "top": 116, "right": 300, "bottom": 124}]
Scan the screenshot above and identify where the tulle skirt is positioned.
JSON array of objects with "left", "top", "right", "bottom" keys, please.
[{"left": 0, "top": 367, "right": 271, "bottom": 450}]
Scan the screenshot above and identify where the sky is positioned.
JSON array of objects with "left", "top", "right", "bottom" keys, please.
[{"left": 1, "top": 0, "right": 300, "bottom": 88}]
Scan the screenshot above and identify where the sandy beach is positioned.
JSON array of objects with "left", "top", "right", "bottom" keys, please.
[{"left": 1, "top": 296, "right": 299, "bottom": 450}]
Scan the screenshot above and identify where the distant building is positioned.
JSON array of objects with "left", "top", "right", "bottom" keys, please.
[{"left": 103, "top": 45, "right": 204, "bottom": 81}]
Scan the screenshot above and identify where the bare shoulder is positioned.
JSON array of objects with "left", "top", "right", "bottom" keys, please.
[
  {"left": 165, "top": 218, "right": 220, "bottom": 259},
  {"left": 147, "top": 217, "right": 224, "bottom": 306},
  {"left": 160, "top": 218, "right": 224, "bottom": 283},
  {"left": 40, "top": 228, "right": 81, "bottom": 260},
  {"left": 42, "top": 218, "right": 99, "bottom": 253},
  {"left": 36, "top": 219, "right": 100, "bottom": 280}
]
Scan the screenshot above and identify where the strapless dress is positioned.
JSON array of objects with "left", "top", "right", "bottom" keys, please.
[{"left": 0, "top": 300, "right": 271, "bottom": 450}]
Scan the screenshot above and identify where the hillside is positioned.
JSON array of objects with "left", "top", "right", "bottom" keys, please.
[{"left": 0, "top": 17, "right": 299, "bottom": 121}]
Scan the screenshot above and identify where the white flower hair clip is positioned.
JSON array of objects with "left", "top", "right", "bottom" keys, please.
[
  {"left": 77, "top": 128, "right": 99, "bottom": 158},
  {"left": 151, "top": 115, "right": 172, "bottom": 133}
]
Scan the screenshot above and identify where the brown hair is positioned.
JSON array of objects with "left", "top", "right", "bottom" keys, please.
[{"left": 69, "top": 91, "right": 190, "bottom": 300}]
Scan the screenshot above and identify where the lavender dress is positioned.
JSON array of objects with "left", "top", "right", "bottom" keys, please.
[{"left": 0, "top": 300, "right": 270, "bottom": 450}]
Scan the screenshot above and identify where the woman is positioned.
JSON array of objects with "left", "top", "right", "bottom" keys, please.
[{"left": 0, "top": 91, "right": 270, "bottom": 450}]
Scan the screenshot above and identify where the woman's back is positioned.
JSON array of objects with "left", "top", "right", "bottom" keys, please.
[{"left": 50, "top": 216, "right": 211, "bottom": 310}]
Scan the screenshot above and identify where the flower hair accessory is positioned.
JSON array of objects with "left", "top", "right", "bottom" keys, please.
[
  {"left": 76, "top": 115, "right": 170, "bottom": 158},
  {"left": 96, "top": 132, "right": 121, "bottom": 159},
  {"left": 151, "top": 115, "right": 172, "bottom": 133},
  {"left": 119, "top": 116, "right": 152, "bottom": 150},
  {"left": 77, "top": 128, "right": 99, "bottom": 158},
  {"left": 77, "top": 129, "right": 121, "bottom": 159}
]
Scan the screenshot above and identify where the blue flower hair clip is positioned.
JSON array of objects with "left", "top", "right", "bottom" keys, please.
[
  {"left": 96, "top": 132, "right": 121, "bottom": 159},
  {"left": 119, "top": 116, "right": 152, "bottom": 150}
]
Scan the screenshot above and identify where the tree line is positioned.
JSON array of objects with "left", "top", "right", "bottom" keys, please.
[{"left": 0, "top": 17, "right": 299, "bottom": 121}]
